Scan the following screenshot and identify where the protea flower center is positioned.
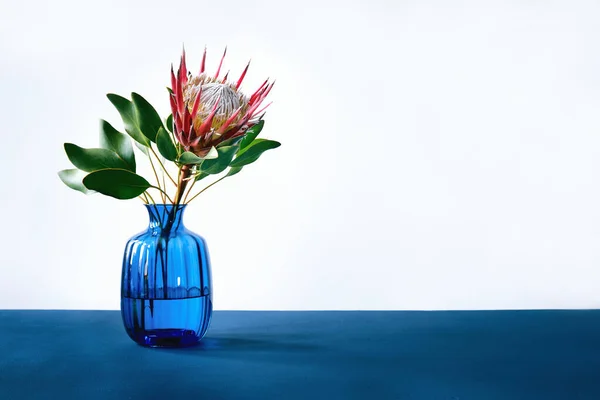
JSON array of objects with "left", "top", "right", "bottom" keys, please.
[{"left": 184, "top": 75, "right": 249, "bottom": 137}]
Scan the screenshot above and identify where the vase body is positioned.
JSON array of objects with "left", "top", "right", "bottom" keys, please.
[{"left": 120, "top": 204, "right": 212, "bottom": 347}]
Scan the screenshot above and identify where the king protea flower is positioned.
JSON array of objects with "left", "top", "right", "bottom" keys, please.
[{"left": 170, "top": 47, "right": 274, "bottom": 157}]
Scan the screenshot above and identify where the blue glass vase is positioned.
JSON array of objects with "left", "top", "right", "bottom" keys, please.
[{"left": 120, "top": 204, "right": 212, "bottom": 347}]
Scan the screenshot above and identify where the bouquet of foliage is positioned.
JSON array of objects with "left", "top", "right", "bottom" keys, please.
[{"left": 59, "top": 47, "right": 279, "bottom": 205}]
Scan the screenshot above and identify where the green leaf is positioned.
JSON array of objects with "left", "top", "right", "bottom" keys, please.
[
  {"left": 58, "top": 169, "right": 94, "bottom": 194},
  {"left": 132, "top": 92, "right": 163, "bottom": 143},
  {"left": 230, "top": 139, "right": 281, "bottom": 168},
  {"left": 83, "top": 169, "right": 151, "bottom": 200},
  {"left": 226, "top": 167, "right": 243, "bottom": 177},
  {"left": 99, "top": 120, "right": 135, "bottom": 172},
  {"left": 178, "top": 147, "right": 218, "bottom": 164},
  {"left": 156, "top": 127, "right": 178, "bottom": 161},
  {"left": 179, "top": 151, "right": 206, "bottom": 164},
  {"left": 107, "top": 94, "right": 150, "bottom": 147},
  {"left": 203, "top": 146, "right": 219, "bottom": 159},
  {"left": 200, "top": 146, "right": 238, "bottom": 175},
  {"left": 165, "top": 114, "right": 173, "bottom": 133},
  {"left": 64, "top": 143, "right": 132, "bottom": 172},
  {"left": 217, "top": 135, "right": 244, "bottom": 148},
  {"left": 239, "top": 120, "right": 265, "bottom": 151}
]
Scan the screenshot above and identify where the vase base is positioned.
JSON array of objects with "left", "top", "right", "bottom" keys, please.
[
  {"left": 133, "top": 329, "right": 201, "bottom": 348},
  {"left": 121, "top": 296, "right": 212, "bottom": 347}
]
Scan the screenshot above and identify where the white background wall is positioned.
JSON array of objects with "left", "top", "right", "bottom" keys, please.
[{"left": 1, "top": 0, "right": 600, "bottom": 310}]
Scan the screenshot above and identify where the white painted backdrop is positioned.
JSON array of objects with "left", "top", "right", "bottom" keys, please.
[{"left": 1, "top": 0, "right": 600, "bottom": 310}]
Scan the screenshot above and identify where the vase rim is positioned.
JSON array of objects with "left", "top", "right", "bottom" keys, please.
[{"left": 144, "top": 204, "right": 187, "bottom": 209}]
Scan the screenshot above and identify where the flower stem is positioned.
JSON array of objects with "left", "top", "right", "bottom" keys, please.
[
  {"left": 148, "top": 153, "right": 165, "bottom": 203},
  {"left": 151, "top": 186, "right": 175, "bottom": 204},
  {"left": 173, "top": 164, "right": 192, "bottom": 206},
  {"left": 145, "top": 191, "right": 157, "bottom": 205},
  {"left": 182, "top": 177, "right": 198, "bottom": 204},
  {"left": 149, "top": 147, "right": 177, "bottom": 186},
  {"left": 185, "top": 174, "right": 227, "bottom": 204}
]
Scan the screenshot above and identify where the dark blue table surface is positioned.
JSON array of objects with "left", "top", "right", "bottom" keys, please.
[{"left": 1, "top": 310, "right": 600, "bottom": 399}]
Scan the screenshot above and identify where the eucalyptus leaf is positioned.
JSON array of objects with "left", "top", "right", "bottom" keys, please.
[
  {"left": 58, "top": 169, "right": 94, "bottom": 194},
  {"left": 239, "top": 120, "right": 265, "bottom": 151},
  {"left": 132, "top": 92, "right": 163, "bottom": 142},
  {"left": 200, "top": 146, "right": 238, "bottom": 175},
  {"left": 230, "top": 139, "right": 280, "bottom": 168},
  {"left": 99, "top": 120, "right": 135, "bottom": 172},
  {"left": 83, "top": 169, "right": 151, "bottom": 200},
  {"left": 107, "top": 94, "right": 150, "bottom": 147},
  {"left": 64, "top": 143, "right": 132, "bottom": 172},
  {"left": 156, "top": 127, "right": 178, "bottom": 161}
]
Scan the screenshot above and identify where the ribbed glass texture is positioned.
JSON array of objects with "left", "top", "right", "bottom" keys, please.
[{"left": 120, "top": 204, "right": 212, "bottom": 347}]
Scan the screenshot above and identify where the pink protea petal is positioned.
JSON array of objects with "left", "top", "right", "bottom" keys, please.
[
  {"left": 222, "top": 70, "right": 229, "bottom": 83},
  {"left": 220, "top": 110, "right": 255, "bottom": 141},
  {"left": 185, "top": 112, "right": 192, "bottom": 142},
  {"left": 254, "top": 101, "right": 272, "bottom": 116},
  {"left": 189, "top": 134, "right": 203, "bottom": 147},
  {"left": 175, "top": 73, "right": 185, "bottom": 118},
  {"left": 170, "top": 64, "right": 177, "bottom": 92},
  {"left": 247, "top": 113, "right": 265, "bottom": 125},
  {"left": 197, "top": 95, "right": 221, "bottom": 135},
  {"left": 249, "top": 89, "right": 265, "bottom": 105},
  {"left": 177, "top": 61, "right": 186, "bottom": 87},
  {"left": 169, "top": 94, "right": 183, "bottom": 138},
  {"left": 169, "top": 92, "right": 177, "bottom": 116},
  {"left": 181, "top": 48, "right": 188, "bottom": 86},
  {"left": 245, "top": 99, "right": 266, "bottom": 119},
  {"left": 230, "top": 129, "right": 247, "bottom": 139},
  {"left": 235, "top": 60, "right": 250, "bottom": 89},
  {"left": 217, "top": 106, "right": 243, "bottom": 134},
  {"left": 190, "top": 86, "right": 203, "bottom": 120},
  {"left": 249, "top": 79, "right": 269, "bottom": 103},
  {"left": 249, "top": 80, "right": 275, "bottom": 105},
  {"left": 261, "top": 80, "right": 275, "bottom": 99},
  {"left": 215, "top": 47, "right": 227, "bottom": 78},
  {"left": 204, "top": 130, "right": 214, "bottom": 143},
  {"left": 200, "top": 46, "right": 207, "bottom": 74},
  {"left": 249, "top": 81, "right": 275, "bottom": 110},
  {"left": 220, "top": 123, "right": 246, "bottom": 142}
]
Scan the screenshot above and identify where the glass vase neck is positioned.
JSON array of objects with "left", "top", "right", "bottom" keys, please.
[{"left": 145, "top": 204, "right": 187, "bottom": 233}]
